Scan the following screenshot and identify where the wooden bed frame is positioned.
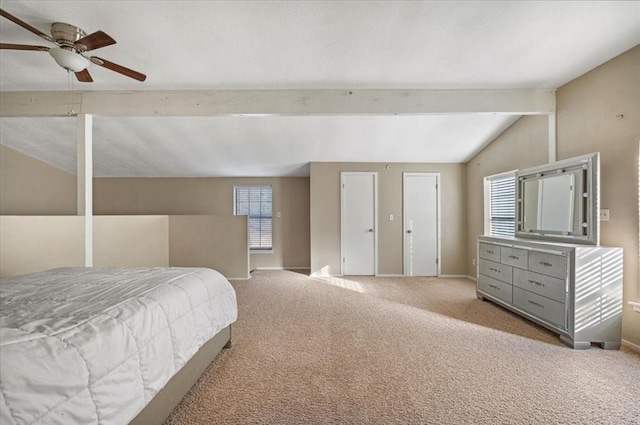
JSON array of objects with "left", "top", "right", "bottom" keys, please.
[{"left": 129, "top": 325, "right": 232, "bottom": 425}]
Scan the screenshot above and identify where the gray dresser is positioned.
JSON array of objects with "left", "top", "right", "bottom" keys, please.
[{"left": 477, "top": 235, "right": 623, "bottom": 349}]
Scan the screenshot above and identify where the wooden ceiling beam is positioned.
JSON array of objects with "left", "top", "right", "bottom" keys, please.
[{"left": 0, "top": 89, "right": 555, "bottom": 118}]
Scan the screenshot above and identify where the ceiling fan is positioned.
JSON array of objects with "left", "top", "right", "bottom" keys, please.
[{"left": 0, "top": 8, "right": 146, "bottom": 82}]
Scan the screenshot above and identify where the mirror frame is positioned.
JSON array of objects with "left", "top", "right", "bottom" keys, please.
[{"left": 515, "top": 152, "right": 599, "bottom": 245}]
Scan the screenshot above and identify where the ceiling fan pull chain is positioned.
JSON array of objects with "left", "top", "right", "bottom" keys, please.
[
  {"left": 67, "top": 70, "right": 75, "bottom": 117},
  {"left": 67, "top": 71, "right": 70, "bottom": 116}
]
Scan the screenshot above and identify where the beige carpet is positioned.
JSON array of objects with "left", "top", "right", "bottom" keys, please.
[{"left": 165, "top": 270, "right": 640, "bottom": 425}]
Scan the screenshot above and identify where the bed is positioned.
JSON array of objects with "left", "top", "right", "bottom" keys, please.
[{"left": 0, "top": 266, "right": 237, "bottom": 425}]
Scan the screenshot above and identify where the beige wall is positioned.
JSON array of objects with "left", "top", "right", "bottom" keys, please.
[
  {"left": 556, "top": 46, "right": 640, "bottom": 347},
  {"left": 0, "top": 216, "right": 85, "bottom": 278},
  {"left": 310, "top": 162, "right": 466, "bottom": 276},
  {"left": 0, "top": 148, "right": 309, "bottom": 270},
  {"left": 168, "top": 215, "right": 249, "bottom": 279},
  {"left": 0, "top": 144, "right": 76, "bottom": 215},
  {"left": 0, "top": 214, "right": 248, "bottom": 279},
  {"left": 94, "top": 216, "right": 169, "bottom": 268},
  {"left": 94, "top": 177, "right": 310, "bottom": 270},
  {"left": 465, "top": 46, "right": 640, "bottom": 347},
  {"left": 465, "top": 115, "right": 550, "bottom": 275}
]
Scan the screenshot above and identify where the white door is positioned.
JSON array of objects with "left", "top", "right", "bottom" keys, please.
[
  {"left": 404, "top": 173, "right": 438, "bottom": 276},
  {"left": 341, "top": 172, "right": 377, "bottom": 275}
]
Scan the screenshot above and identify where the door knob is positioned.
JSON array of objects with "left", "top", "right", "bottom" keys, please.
[
  {"left": 368, "top": 228, "right": 374, "bottom": 233},
  {"left": 407, "top": 230, "right": 412, "bottom": 234}
]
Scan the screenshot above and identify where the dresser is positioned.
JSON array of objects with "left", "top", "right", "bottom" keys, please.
[{"left": 477, "top": 235, "right": 623, "bottom": 349}]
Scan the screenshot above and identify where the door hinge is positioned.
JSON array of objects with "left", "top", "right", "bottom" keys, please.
[
  {"left": 436, "top": 258, "right": 439, "bottom": 264},
  {"left": 343, "top": 257, "right": 345, "bottom": 263},
  {"left": 342, "top": 183, "right": 345, "bottom": 189}
]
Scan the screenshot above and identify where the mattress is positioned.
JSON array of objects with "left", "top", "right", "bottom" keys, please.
[{"left": 0, "top": 267, "right": 237, "bottom": 425}]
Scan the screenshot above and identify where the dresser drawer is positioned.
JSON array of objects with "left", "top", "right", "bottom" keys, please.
[
  {"left": 513, "top": 268, "right": 566, "bottom": 303},
  {"left": 478, "top": 243, "right": 501, "bottom": 262},
  {"left": 528, "top": 251, "right": 567, "bottom": 279},
  {"left": 513, "top": 287, "right": 566, "bottom": 328},
  {"left": 478, "top": 274, "right": 513, "bottom": 304},
  {"left": 478, "top": 259, "right": 513, "bottom": 284},
  {"left": 500, "top": 246, "right": 528, "bottom": 269}
]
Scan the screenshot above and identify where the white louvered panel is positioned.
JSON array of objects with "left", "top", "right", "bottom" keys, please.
[
  {"left": 489, "top": 175, "right": 515, "bottom": 236},
  {"left": 235, "top": 186, "right": 273, "bottom": 250}
]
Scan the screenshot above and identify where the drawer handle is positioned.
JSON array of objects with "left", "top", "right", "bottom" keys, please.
[
  {"left": 508, "top": 255, "right": 519, "bottom": 260},
  {"left": 489, "top": 268, "right": 501, "bottom": 273},
  {"left": 528, "top": 300, "right": 545, "bottom": 309},
  {"left": 528, "top": 279, "right": 545, "bottom": 287},
  {"left": 487, "top": 250, "right": 494, "bottom": 254},
  {"left": 488, "top": 284, "right": 500, "bottom": 291},
  {"left": 539, "top": 261, "right": 553, "bottom": 267}
]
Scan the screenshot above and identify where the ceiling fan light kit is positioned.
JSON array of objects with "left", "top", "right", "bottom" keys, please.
[
  {"left": 49, "top": 47, "right": 90, "bottom": 72},
  {"left": 0, "top": 8, "right": 146, "bottom": 82}
]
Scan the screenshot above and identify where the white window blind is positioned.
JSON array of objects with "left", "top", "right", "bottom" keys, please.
[
  {"left": 488, "top": 174, "right": 516, "bottom": 236},
  {"left": 234, "top": 186, "right": 273, "bottom": 251}
]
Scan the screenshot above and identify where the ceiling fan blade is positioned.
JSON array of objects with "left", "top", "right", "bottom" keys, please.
[
  {"left": 0, "top": 43, "right": 49, "bottom": 51},
  {"left": 75, "top": 69, "right": 93, "bottom": 83},
  {"left": 0, "top": 8, "right": 54, "bottom": 43},
  {"left": 90, "top": 56, "right": 146, "bottom": 82},
  {"left": 75, "top": 31, "right": 116, "bottom": 52}
]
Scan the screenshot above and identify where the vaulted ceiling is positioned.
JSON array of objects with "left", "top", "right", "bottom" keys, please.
[{"left": 1, "top": 1, "right": 638, "bottom": 177}]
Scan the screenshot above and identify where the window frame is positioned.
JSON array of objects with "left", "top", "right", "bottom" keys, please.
[
  {"left": 484, "top": 170, "right": 517, "bottom": 237},
  {"left": 233, "top": 185, "right": 274, "bottom": 253}
]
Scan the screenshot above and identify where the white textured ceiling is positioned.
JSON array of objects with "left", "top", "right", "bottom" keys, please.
[
  {"left": 0, "top": 1, "right": 638, "bottom": 177},
  {"left": 0, "top": 115, "right": 520, "bottom": 177}
]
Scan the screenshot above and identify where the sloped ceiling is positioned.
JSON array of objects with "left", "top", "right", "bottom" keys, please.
[{"left": 0, "top": 1, "right": 638, "bottom": 177}]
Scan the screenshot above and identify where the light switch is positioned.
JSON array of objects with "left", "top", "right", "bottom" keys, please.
[
  {"left": 389, "top": 214, "right": 394, "bottom": 221},
  {"left": 276, "top": 212, "right": 281, "bottom": 218},
  {"left": 599, "top": 209, "right": 610, "bottom": 221}
]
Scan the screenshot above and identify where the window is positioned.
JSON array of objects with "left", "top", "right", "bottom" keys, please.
[
  {"left": 234, "top": 186, "right": 273, "bottom": 252},
  {"left": 484, "top": 171, "right": 516, "bottom": 237}
]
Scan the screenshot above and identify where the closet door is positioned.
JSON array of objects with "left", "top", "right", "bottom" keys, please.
[
  {"left": 404, "top": 173, "right": 438, "bottom": 276},
  {"left": 341, "top": 172, "right": 377, "bottom": 275}
]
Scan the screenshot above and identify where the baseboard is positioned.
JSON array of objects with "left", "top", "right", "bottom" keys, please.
[
  {"left": 622, "top": 339, "right": 640, "bottom": 353},
  {"left": 228, "top": 276, "right": 251, "bottom": 281},
  {"left": 255, "top": 267, "right": 310, "bottom": 271},
  {"left": 256, "top": 270, "right": 478, "bottom": 281},
  {"left": 371, "top": 274, "right": 474, "bottom": 278}
]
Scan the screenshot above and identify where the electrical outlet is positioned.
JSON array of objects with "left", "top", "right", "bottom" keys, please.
[
  {"left": 472, "top": 258, "right": 476, "bottom": 266},
  {"left": 389, "top": 214, "right": 394, "bottom": 221},
  {"left": 599, "top": 209, "right": 610, "bottom": 221}
]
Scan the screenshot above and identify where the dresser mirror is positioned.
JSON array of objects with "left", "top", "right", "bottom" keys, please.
[{"left": 516, "top": 152, "right": 599, "bottom": 245}]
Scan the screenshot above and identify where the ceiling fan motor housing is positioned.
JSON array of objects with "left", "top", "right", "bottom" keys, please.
[{"left": 50, "top": 22, "right": 86, "bottom": 48}]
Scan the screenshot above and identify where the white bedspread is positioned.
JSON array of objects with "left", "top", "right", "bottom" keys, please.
[{"left": 0, "top": 267, "right": 237, "bottom": 425}]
